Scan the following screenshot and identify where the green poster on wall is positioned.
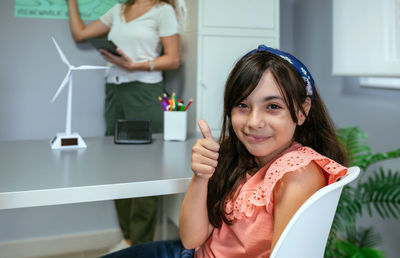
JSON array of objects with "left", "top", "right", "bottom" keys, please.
[{"left": 15, "top": 0, "right": 122, "bottom": 20}]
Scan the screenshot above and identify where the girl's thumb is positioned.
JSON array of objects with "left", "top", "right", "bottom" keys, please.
[{"left": 198, "top": 119, "right": 213, "bottom": 140}]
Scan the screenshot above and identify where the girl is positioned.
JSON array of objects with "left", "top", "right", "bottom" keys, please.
[
  {"left": 180, "top": 45, "right": 348, "bottom": 257},
  {"left": 103, "top": 45, "right": 348, "bottom": 257}
]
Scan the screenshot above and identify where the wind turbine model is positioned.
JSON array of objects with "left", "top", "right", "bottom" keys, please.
[{"left": 50, "top": 37, "right": 108, "bottom": 149}]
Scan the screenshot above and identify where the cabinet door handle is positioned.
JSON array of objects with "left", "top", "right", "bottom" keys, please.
[{"left": 200, "top": 82, "right": 207, "bottom": 89}]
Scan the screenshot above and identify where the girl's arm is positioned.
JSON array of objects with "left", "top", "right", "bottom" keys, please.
[
  {"left": 100, "top": 34, "right": 180, "bottom": 71},
  {"left": 271, "top": 161, "right": 326, "bottom": 251},
  {"left": 179, "top": 175, "right": 214, "bottom": 249},
  {"left": 179, "top": 120, "right": 219, "bottom": 249},
  {"left": 67, "top": 0, "right": 110, "bottom": 42}
]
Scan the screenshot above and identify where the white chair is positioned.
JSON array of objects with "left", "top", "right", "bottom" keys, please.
[{"left": 270, "top": 166, "right": 360, "bottom": 258}]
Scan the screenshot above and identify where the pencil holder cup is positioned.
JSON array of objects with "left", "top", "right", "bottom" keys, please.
[{"left": 163, "top": 111, "right": 187, "bottom": 141}]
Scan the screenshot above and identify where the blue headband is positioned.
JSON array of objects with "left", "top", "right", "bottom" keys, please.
[{"left": 245, "top": 45, "right": 315, "bottom": 98}]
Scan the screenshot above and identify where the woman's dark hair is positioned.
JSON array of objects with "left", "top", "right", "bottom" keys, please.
[{"left": 207, "top": 51, "right": 348, "bottom": 228}]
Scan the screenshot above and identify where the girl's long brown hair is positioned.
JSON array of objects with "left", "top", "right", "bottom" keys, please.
[{"left": 207, "top": 51, "right": 348, "bottom": 228}]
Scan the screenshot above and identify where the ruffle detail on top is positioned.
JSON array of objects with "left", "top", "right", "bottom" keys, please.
[
  {"left": 225, "top": 145, "right": 347, "bottom": 220},
  {"left": 224, "top": 184, "right": 266, "bottom": 220}
]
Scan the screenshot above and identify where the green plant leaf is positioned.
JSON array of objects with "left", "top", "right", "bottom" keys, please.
[
  {"left": 328, "top": 126, "right": 400, "bottom": 258},
  {"left": 333, "top": 239, "right": 385, "bottom": 258},
  {"left": 335, "top": 240, "right": 360, "bottom": 255},
  {"left": 363, "top": 150, "right": 400, "bottom": 170},
  {"left": 361, "top": 168, "right": 400, "bottom": 219},
  {"left": 336, "top": 127, "right": 373, "bottom": 170},
  {"left": 336, "top": 127, "right": 400, "bottom": 170},
  {"left": 355, "top": 248, "right": 385, "bottom": 258},
  {"left": 356, "top": 227, "right": 382, "bottom": 248}
]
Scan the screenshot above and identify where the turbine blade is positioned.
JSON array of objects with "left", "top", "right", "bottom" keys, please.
[
  {"left": 51, "top": 37, "right": 71, "bottom": 67},
  {"left": 51, "top": 70, "right": 71, "bottom": 103},
  {"left": 74, "top": 65, "right": 109, "bottom": 70}
]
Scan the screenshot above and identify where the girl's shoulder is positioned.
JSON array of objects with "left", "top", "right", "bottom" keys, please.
[
  {"left": 273, "top": 159, "right": 327, "bottom": 206},
  {"left": 263, "top": 145, "right": 347, "bottom": 211},
  {"left": 267, "top": 146, "right": 347, "bottom": 185}
]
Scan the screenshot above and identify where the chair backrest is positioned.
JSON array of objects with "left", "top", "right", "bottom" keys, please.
[{"left": 270, "top": 166, "right": 360, "bottom": 258}]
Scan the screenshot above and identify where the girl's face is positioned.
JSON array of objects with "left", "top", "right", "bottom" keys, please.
[{"left": 231, "top": 70, "right": 305, "bottom": 167}]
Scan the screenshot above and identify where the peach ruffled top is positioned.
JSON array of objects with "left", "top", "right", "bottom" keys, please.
[{"left": 195, "top": 143, "right": 347, "bottom": 258}]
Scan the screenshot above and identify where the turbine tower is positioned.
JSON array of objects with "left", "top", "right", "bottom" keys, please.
[{"left": 50, "top": 37, "right": 108, "bottom": 149}]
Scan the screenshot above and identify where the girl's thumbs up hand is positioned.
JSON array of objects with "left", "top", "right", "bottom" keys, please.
[{"left": 191, "top": 119, "right": 220, "bottom": 179}]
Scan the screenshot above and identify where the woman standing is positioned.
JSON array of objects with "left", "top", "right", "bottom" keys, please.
[{"left": 67, "top": 0, "right": 180, "bottom": 248}]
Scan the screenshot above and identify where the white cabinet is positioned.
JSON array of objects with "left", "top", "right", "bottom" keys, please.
[
  {"left": 182, "top": 0, "right": 280, "bottom": 136},
  {"left": 333, "top": 0, "right": 400, "bottom": 76}
]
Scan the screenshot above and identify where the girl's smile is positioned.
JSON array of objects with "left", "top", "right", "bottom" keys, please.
[
  {"left": 231, "top": 70, "right": 305, "bottom": 167},
  {"left": 244, "top": 133, "right": 271, "bottom": 143}
]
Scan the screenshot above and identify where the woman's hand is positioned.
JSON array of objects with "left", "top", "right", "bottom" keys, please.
[
  {"left": 67, "top": 0, "right": 109, "bottom": 42},
  {"left": 98, "top": 34, "right": 181, "bottom": 71},
  {"left": 99, "top": 48, "right": 139, "bottom": 71},
  {"left": 191, "top": 119, "right": 220, "bottom": 179}
]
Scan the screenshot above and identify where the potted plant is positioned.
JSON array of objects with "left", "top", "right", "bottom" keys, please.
[{"left": 325, "top": 126, "right": 400, "bottom": 258}]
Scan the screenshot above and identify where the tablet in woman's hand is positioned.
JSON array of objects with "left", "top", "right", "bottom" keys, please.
[{"left": 88, "top": 37, "right": 121, "bottom": 57}]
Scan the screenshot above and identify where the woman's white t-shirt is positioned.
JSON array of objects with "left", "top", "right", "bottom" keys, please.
[{"left": 100, "top": 3, "right": 178, "bottom": 84}]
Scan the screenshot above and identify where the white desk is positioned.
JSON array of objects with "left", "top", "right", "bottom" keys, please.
[{"left": 0, "top": 134, "right": 195, "bottom": 210}]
